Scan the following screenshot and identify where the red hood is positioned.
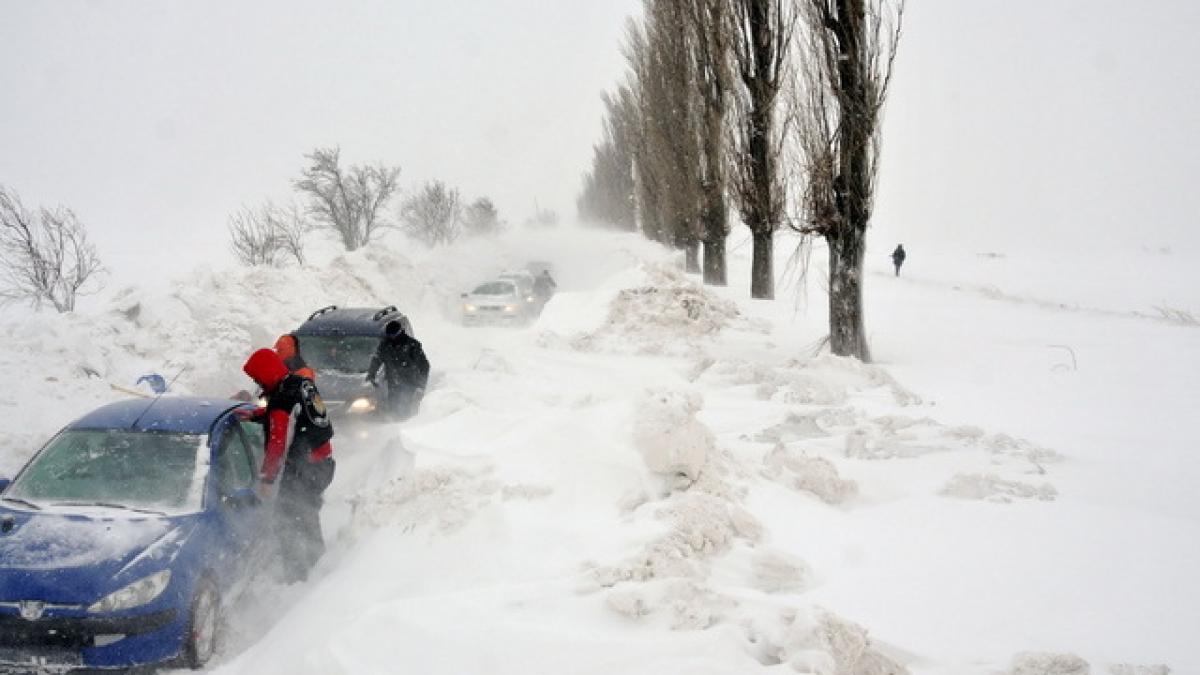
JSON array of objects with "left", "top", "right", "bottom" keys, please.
[{"left": 243, "top": 348, "right": 289, "bottom": 392}]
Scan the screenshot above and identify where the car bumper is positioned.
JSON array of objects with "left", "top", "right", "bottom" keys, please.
[
  {"left": 0, "top": 608, "right": 183, "bottom": 671},
  {"left": 463, "top": 308, "right": 526, "bottom": 323}
]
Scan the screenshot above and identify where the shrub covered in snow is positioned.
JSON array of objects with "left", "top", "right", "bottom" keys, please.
[{"left": 632, "top": 390, "right": 713, "bottom": 487}]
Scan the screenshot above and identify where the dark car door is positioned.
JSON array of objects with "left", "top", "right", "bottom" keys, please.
[{"left": 212, "top": 419, "right": 269, "bottom": 585}]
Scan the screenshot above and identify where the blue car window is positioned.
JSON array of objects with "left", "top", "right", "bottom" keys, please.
[
  {"left": 238, "top": 420, "right": 266, "bottom": 472},
  {"left": 5, "top": 430, "right": 207, "bottom": 513},
  {"left": 217, "top": 428, "right": 255, "bottom": 496}
]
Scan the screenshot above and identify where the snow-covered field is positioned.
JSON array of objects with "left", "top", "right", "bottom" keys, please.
[{"left": 0, "top": 227, "right": 1195, "bottom": 674}]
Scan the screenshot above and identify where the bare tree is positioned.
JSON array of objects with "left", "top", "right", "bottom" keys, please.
[
  {"left": 401, "top": 181, "right": 463, "bottom": 246},
  {"left": 728, "top": 0, "right": 795, "bottom": 299},
  {"left": 462, "top": 197, "right": 504, "bottom": 237},
  {"left": 293, "top": 147, "right": 400, "bottom": 251},
  {"left": 228, "top": 202, "right": 310, "bottom": 267},
  {"left": 687, "top": 0, "right": 735, "bottom": 286},
  {"left": 228, "top": 205, "right": 280, "bottom": 267},
  {"left": 790, "top": 0, "right": 904, "bottom": 360},
  {"left": 0, "top": 185, "right": 104, "bottom": 313}
]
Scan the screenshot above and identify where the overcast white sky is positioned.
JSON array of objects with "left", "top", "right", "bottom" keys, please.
[{"left": 1, "top": 1, "right": 1197, "bottom": 283}]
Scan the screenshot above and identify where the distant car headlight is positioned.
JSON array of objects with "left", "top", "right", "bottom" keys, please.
[
  {"left": 88, "top": 570, "right": 171, "bottom": 613},
  {"left": 503, "top": 305, "right": 518, "bottom": 313},
  {"left": 348, "top": 397, "right": 376, "bottom": 413},
  {"left": 463, "top": 304, "right": 477, "bottom": 313},
  {"left": 525, "top": 295, "right": 535, "bottom": 302}
]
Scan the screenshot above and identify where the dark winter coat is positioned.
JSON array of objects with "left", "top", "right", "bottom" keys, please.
[
  {"left": 892, "top": 246, "right": 906, "bottom": 265},
  {"left": 367, "top": 333, "right": 430, "bottom": 391},
  {"left": 533, "top": 273, "right": 557, "bottom": 300}
]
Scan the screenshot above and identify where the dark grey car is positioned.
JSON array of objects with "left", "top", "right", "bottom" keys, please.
[{"left": 292, "top": 306, "right": 413, "bottom": 417}]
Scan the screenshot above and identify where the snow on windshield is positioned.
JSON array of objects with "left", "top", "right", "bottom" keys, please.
[{"left": 5, "top": 430, "right": 208, "bottom": 515}]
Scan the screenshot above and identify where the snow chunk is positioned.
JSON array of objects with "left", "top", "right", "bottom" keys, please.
[
  {"left": 632, "top": 390, "right": 713, "bottom": 486},
  {"left": 592, "top": 492, "right": 762, "bottom": 587},
  {"left": 1108, "top": 665, "right": 1171, "bottom": 675},
  {"left": 751, "top": 549, "right": 811, "bottom": 593},
  {"left": 1007, "top": 652, "right": 1090, "bottom": 675},
  {"left": 941, "top": 473, "right": 1058, "bottom": 503},
  {"left": 765, "top": 444, "right": 858, "bottom": 505},
  {"left": 745, "top": 609, "right": 910, "bottom": 674},
  {"left": 572, "top": 263, "right": 740, "bottom": 354}
]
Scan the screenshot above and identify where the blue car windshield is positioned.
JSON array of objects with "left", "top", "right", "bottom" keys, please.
[
  {"left": 299, "top": 335, "right": 379, "bottom": 373},
  {"left": 5, "top": 430, "right": 208, "bottom": 514}
]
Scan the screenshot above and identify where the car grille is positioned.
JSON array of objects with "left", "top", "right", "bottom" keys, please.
[{"left": 0, "top": 610, "right": 176, "bottom": 649}]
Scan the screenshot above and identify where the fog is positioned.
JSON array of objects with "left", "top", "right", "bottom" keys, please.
[
  {"left": 875, "top": 0, "right": 1200, "bottom": 256},
  {"left": 0, "top": 0, "right": 640, "bottom": 282},
  {"left": 1, "top": 0, "right": 1197, "bottom": 286}
]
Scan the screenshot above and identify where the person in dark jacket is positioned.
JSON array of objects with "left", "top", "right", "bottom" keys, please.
[
  {"left": 533, "top": 270, "right": 557, "bottom": 303},
  {"left": 366, "top": 320, "right": 430, "bottom": 419},
  {"left": 242, "top": 348, "right": 335, "bottom": 583},
  {"left": 892, "top": 244, "right": 907, "bottom": 277}
]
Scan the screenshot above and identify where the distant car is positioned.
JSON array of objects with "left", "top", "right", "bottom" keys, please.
[
  {"left": 0, "top": 397, "right": 267, "bottom": 671},
  {"left": 498, "top": 271, "right": 539, "bottom": 314},
  {"left": 461, "top": 280, "right": 530, "bottom": 325},
  {"left": 292, "top": 305, "right": 413, "bottom": 417}
]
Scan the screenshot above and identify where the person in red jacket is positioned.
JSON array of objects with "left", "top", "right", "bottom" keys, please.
[
  {"left": 242, "top": 348, "right": 335, "bottom": 583},
  {"left": 273, "top": 334, "right": 317, "bottom": 381}
]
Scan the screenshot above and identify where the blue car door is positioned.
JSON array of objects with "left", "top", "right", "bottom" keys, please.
[{"left": 212, "top": 419, "right": 270, "bottom": 586}]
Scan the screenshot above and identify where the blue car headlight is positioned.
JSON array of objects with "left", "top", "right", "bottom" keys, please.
[{"left": 88, "top": 570, "right": 171, "bottom": 613}]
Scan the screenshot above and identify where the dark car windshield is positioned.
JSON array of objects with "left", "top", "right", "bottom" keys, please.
[
  {"left": 299, "top": 335, "right": 379, "bottom": 373},
  {"left": 472, "top": 282, "right": 515, "bottom": 296},
  {"left": 5, "top": 430, "right": 207, "bottom": 514}
]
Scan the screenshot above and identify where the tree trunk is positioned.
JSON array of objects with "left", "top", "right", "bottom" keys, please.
[
  {"left": 750, "top": 229, "right": 774, "bottom": 299},
  {"left": 685, "top": 239, "right": 701, "bottom": 274},
  {"left": 827, "top": 230, "right": 870, "bottom": 361},
  {"left": 702, "top": 237, "right": 727, "bottom": 286}
]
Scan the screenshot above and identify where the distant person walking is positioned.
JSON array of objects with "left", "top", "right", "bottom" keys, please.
[{"left": 891, "top": 244, "right": 906, "bottom": 277}]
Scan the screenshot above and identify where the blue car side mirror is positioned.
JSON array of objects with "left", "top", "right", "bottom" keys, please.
[
  {"left": 0, "top": 478, "right": 9, "bottom": 493},
  {"left": 223, "top": 487, "right": 259, "bottom": 509}
]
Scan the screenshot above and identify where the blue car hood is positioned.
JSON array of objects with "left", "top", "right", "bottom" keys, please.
[{"left": 0, "top": 508, "right": 196, "bottom": 604}]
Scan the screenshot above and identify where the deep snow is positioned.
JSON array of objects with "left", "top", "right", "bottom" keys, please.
[{"left": 0, "top": 226, "right": 1195, "bottom": 674}]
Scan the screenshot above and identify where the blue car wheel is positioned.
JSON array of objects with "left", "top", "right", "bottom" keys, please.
[{"left": 182, "top": 578, "right": 218, "bottom": 669}]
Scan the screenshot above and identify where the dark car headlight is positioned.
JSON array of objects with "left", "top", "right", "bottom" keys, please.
[
  {"left": 88, "top": 570, "right": 171, "bottom": 613},
  {"left": 348, "top": 397, "right": 376, "bottom": 413}
]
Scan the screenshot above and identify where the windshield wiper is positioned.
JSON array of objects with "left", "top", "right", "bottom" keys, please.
[
  {"left": 51, "top": 501, "right": 167, "bottom": 516},
  {"left": 1, "top": 496, "right": 42, "bottom": 511}
]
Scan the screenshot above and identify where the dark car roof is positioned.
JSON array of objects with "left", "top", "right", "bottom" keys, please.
[
  {"left": 293, "top": 306, "right": 409, "bottom": 337},
  {"left": 68, "top": 396, "right": 244, "bottom": 434}
]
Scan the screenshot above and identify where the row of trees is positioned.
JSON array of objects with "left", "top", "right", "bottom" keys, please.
[
  {"left": 230, "top": 147, "right": 506, "bottom": 266},
  {"left": 577, "top": 0, "right": 903, "bottom": 360}
]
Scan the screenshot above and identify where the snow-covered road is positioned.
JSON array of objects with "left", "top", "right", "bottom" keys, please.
[{"left": 1, "top": 229, "right": 1195, "bottom": 674}]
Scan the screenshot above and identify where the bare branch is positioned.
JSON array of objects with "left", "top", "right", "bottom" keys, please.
[{"left": 0, "top": 185, "right": 104, "bottom": 312}]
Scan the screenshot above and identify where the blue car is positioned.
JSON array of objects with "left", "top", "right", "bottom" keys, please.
[{"left": 0, "top": 396, "right": 271, "bottom": 671}]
